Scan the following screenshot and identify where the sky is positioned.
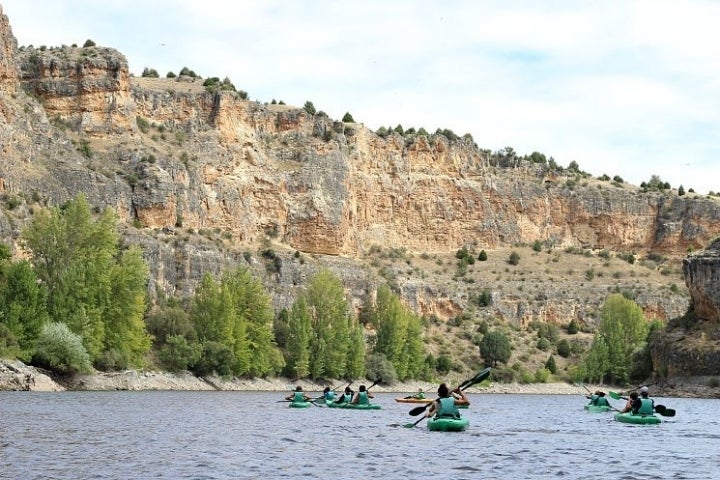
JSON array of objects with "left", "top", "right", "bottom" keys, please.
[{"left": 3, "top": 0, "right": 719, "bottom": 194}]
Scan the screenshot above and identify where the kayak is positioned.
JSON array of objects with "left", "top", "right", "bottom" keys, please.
[
  {"left": 289, "top": 401, "right": 313, "bottom": 408},
  {"left": 427, "top": 416, "right": 469, "bottom": 432},
  {"left": 395, "top": 397, "right": 432, "bottom": 404},
  {"left": 327, "top": 401, "right": 381, "bottom": 410},
  {"left": 395, "top": 397, "right": 468, "bottom": 408},
  {"left": 584, "top": 404, "right": 613, "bottom": 413},
  {"left": 614, "top": 412, "right": 661, "bottom": 425}
]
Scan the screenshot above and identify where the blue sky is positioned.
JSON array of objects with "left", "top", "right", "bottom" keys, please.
[{"left": 3, "top": 0, "right": 719, "bottom": 194}]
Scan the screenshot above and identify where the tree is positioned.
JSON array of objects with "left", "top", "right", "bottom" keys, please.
[
  {"left": 141, "top": 67, "right": 159, "bottom": 78},
  {"left": 678, "top": 185, "right": 685, "bottom": 196},
  {"left": 22, "top": 194, "right": 151, "bottom": 367},
  {"left": 580, "top": 294, "right": 648, "bottom": 384},
  {"left": 303, "top": 101, "right": 316, "bottom": 116},
  {"left": 478, "top": 250, "right": 488, "bottom": 261},
  {"left": 369, "top": 285, "right": 425, "bottom": 380},
  {"left": 342, "top": 112, "right": 355, "bottom": 123},
  {"left": 0, "top": 256, "right": 48, "bottom": 361},
  {"left": 479, "top": 330, "right": 511, "bottom": 366},
  {"left": 82, "top": 39, "right": 96, "bottom": 47}
]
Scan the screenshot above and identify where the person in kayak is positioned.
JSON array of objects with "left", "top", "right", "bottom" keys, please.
[
  {"left": 350, "top": 384, "right": 374, "bottom": 405},
  {"left": 427, "top": 383, "right": 470, "bottom": 419},
  {"left": 322, "top": 386, "right": 336, "bottom": 402},
  {"left": 285, "top": 385, "right": 312, "bottom": 403},
  {"left": 334, "top": 386, "right": 354, "bottom": 404},
  {"left": 411, "top": 388, "right": 426, "bottom": 399},
  {"left": 636, "top": 386, "right": 655, "bottom": 414},
  {"left": 618, "top": 391, "right": 639, "bottom": 413},
  {"left": 588, "top": 390, "right": 610, "bottom": 407}
]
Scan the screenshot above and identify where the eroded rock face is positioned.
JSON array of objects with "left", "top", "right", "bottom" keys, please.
[
  {"left": 0, "top": 5, "right": 18, "bottom": 94},
  {"left": 683, "top": 238, "right": 720, "bottom": 322}
]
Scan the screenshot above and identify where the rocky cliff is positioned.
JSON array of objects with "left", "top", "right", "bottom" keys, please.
[{"left": 1, "top": 5, "right": 720, "bottom": 381}]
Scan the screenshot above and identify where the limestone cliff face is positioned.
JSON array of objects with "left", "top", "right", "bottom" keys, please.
[
  {"left": 0, "top": 6, "right": 718, "bottom": 337},
  {"left": 0, "top": 5, "right": 17, "bottom": 95},
  {"left": 18, "top": 44, "right": 133, "bottom": 134}
]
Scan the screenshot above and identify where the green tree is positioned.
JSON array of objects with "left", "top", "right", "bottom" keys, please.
[
  {"left": 303, "top": 101, "right": 316, "bottom": 116},
  {"left": 0, "top": 257, "right": 49, "bottom": 361},
  {"left": 479, "top": 330, "right": 512, "bottom": 366},
  {"left": 581, "top": 294, "right": 648, "bottom": 383},
  {"left": 342, "top": 112, "right": 355, "bottom": 123},
  {"left": 285, "top": 296, "right": 312, "bottom": 378},
  {"left": 21, "top": 194, "right": 150, "bottom": 367},
  {"left": 369, "top": 285, "right": 425, "bottom": 380},
  {"left": 303, "top": 269, "right": 353, "bottom": 379}
]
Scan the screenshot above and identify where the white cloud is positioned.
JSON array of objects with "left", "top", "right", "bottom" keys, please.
[{"left": 3, "top": 0, "right": 719, "bottom": 194}]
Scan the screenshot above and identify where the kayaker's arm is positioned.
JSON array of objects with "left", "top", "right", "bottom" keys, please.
[{"left": 453, "top": 387, "right": 470, "bottom": 406}]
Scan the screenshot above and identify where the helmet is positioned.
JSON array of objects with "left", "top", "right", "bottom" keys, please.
[{"left": 640, "top": 386, "right": 649, "bottom": 395}]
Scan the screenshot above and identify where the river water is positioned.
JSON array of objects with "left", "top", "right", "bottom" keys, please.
[{"left": 0, "top": 391, "right": 717, "bottom": 479}]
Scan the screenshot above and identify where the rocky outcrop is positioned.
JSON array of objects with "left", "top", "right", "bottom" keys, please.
[
  {"left": 0, "top": 5, "right": 18, "bottom": 95},
  {"left": 0, "top": 359, "right": 63, "bottom": 391},
  {"left": 683, "top": 238, "right": 720, "bottom": 322},
  {"left": 649, "top": 239, "right": 720, "bottom": 378}
]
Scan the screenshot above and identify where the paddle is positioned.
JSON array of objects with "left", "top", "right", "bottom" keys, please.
[
  {"left": 609, "top": 391, "right": 626, "bottom": 401},
  {"left": 654, "top": 404, "right": 676, "bottom": 417},
  {"left": 408, "top": 367, "right": 491, "bottom": 417}
]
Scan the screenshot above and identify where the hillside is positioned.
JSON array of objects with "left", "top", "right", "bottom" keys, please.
[{"left": 1, "top": 4, "right": 719, "bottom": 387}]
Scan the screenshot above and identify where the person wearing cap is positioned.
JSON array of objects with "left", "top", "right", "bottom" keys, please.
[
  {"left": 635, "top": 386, "right": 655, "bottom": 414},
  {"left": 285, "top": 385, "right": 312, "bottom": 402},
  {"left": 427, "top": 383, "right": 470, "bottom": 420}
]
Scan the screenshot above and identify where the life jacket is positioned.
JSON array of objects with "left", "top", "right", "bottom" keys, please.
[
  {"left": 595, "top": 396, "right": 610, "bottom": 407},
  {"left": 637, "top": 397, "right": 654, "bottom": 415},
  {"left": 292, "top": 392, "right": 306, "bottom": 403},
  {"left": 336, "top": 393, "right": 351, "bottom": 403},
  {"left": 436, "top": 397, "right": 460, "bottom": 418},
  {"left": 356, "top": 391, "right": 370, "bottom": 404},
  {"left": 324, "top": 391, "right": 336, "bottom": 401},
  {"left": 589, "top": 394, "right": 599, "bottom": 405}
]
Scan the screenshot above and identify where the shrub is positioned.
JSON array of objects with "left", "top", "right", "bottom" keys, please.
[
  {"left": 556, "top": 339, "right": 571, "bottom": 358},
  {"left": 141, "top": 67, "right": 159, "bottom": 78},
  {"left": 303, "top": 101, "right": 316, "bottom": 116},
  {"left": 342, "top": 112, "right": 355, "bottom": 122},
  {"left": 478, "top": 250, "right": 488, "bottom": 261},
  {"left": 192, "top": 341, "right": 235, "bottom": 377},
  {"left": 33, "top": 322, "right": 93, "bottom": 374},
  {"left": 365, "top": 352, "right": 398, "bottom": 384},
  {"left": 160, "top": 335, "right": 202, "bottom": 371},
  {"left": 82, "top": 39, "right": 96, "bottom": 48},
  {"left": 508, "top": 251, "right": 520, "bottom": 265},
  {"left": 532, "top": 240, "right": 542, "bottom": 252}
]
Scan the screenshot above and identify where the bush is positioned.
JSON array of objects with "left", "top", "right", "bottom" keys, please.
[
  {"left": 141, "top": 67, "right": 159, "bottom": 78},
  {"left": 33, "top": 322, "right": 93, "bottom": 374},
  {"left": 342, "top": 112, "right": 355, "bottom": 122},
  {"left": 478, "top": 250, "right": 488, "bottom": 261},
  {"left": 556, "top": 339, "right": 571, "bottom": 358},
  {"left": 192, "top": 341, "right": 235, "bottom": 377},
  {"left": 365, "top": 352, "right": 398, "bottom": 384},
  {"left": 160, "top": 335, "right": 202, "bottom": 371},
  {"left": 82, "top": 39, "right": 96, "bottom": 48},
  {"left": 508, "top": 251, "right": 520, "bottom": 265}
]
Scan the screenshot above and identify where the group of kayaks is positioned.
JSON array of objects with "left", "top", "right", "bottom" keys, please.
[
  {"left": 583, "top": 390, "right": 675, "bottom": 425},
  {"left": 288, "top": 399, "right": 382, "bottom": 410}
]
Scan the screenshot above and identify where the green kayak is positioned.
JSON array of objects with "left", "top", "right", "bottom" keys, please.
[
  {"left": 327, "top": 401, "right": 381, "bottom": 410},
  {"left": 427, "top": 416, "right": 469, "bottom": 432},
  {"left": 289, "top": 401, "right": 313, "bottom": 408},
  {"left": 584, "top": 404, "right": 613, "bottom": 413},
  {"left": 614, "top": 412, "right": 661, "bottom": 425}
]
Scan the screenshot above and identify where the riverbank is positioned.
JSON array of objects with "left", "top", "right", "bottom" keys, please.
[{"left": 1, "top": 359, "right": 717, "bottom": 397}]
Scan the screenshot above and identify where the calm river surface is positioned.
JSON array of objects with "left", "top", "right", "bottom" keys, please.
[{"left": 0, "top": 391, "right": 717, "bottom": 479}]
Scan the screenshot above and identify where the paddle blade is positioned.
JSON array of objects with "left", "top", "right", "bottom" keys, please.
[
  {"left": 409, "top": 404, "right": 430, "bottom": 416},
  {"left": 461, "top": 367, "right": 492, "bottom": 390},
  {"left": 608, "top": 391, "right": 625, "bottom": 401},
  {"left": 655, "top": 404, "right": 676, "bottom": 417}
]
